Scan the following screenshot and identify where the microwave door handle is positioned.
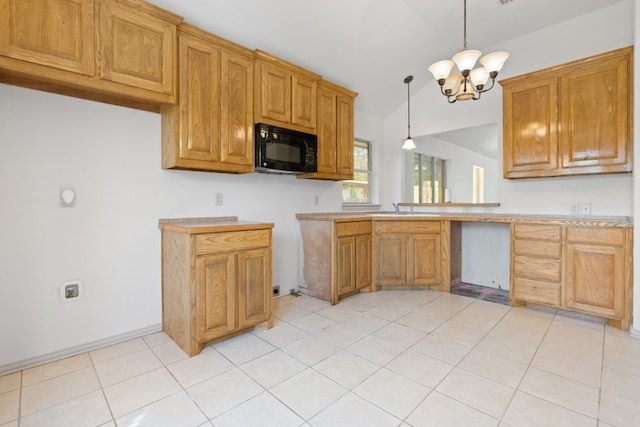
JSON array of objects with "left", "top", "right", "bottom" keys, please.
[{"left": 302, "top": 140, "right": 310, "bottom": 165}]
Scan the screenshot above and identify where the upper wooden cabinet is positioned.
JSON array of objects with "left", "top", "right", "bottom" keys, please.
[
  {"left": 98, "top": 0, "right": 177, "bottom": 95},
  {"left": 161, "top": 24, "right": 254, "bottom": 173},
  {"left": 501, "top": 46, "right": 633, "bottom": 179},
  {"left": 299, "top": 80, "right": 357, "bottom": 181},
  {"left": 0, "top": 0, "right": 95, "bottom": 75},
  {"left": 0, "top": 0, "right": 182, "bottom": 110},
  {"left": 254, "top": 50, "right": 320, "bottom": 133}
]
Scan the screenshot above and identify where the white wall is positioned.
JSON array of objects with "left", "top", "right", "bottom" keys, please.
[{"left": 0, "top": 84, "right": 386, "bottom": 371}]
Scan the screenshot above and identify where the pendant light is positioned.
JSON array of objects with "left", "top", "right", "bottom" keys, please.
[
  {"left": 402, "top": 75, "right": 416, "bottom": 150},
  {"left": 428, "top": 0, "right": 509, "bottom": 103}
]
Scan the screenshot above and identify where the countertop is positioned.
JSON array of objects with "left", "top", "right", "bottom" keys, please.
[
  {"left": 158, "top": 217, "right": 275, "bottom": 234},
  {"left": 295, "top": 212, "right": 633, "bottom": 227}
]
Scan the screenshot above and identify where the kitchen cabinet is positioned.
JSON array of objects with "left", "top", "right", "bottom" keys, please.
[
  {"left": 0, "top": 0, "right": 182, "bottom": 111},
  {"left": 159, "top": 218, "right": 273, "bottom": 356},
  {"left": 501, "top": 46, "right": 632, "bottom": 179},
  {"left": 98, "top": 0, "right": 177, "bottom": 95},
  {"left": 510, "top": 222, "right": 632, "bottom": 329},
  {"left": 511, "top": 223, "right": 562, "bottom": 306},
  {"left": 298, "top": 217, "right": 372, "bottom": 304},
  {"left": 161, "top": 24, "right": 254, "bottom": 172},
  {"left": 0, "top": 0, "right": 95, "bottom": 75},
  {"left": 298, "top": 80, "right": 357, "bottom": 181},
  {"left": 373, "top": 220, "right": 448, "bottom": 291},
  {"left": 565, "top": 226, "right": 630, "bottom": 324},
  {"left": 254, "top": 50, "right": 319, "bottom": 133}
]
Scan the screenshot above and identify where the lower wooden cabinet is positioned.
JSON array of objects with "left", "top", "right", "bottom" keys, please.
[
  {"left": 374, "top": 220, "right": 447, "bottom": 291},
  {"left": 511, "top": 222, "right": 631, "bottom": 328},
  {"left": 298, "top": 218, "right": 372, "bottom": 304},
  {"left": 160, "top": 219, "right": 273, "bottom": 356}
]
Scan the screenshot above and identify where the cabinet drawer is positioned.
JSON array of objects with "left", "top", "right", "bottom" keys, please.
[
  {"left": 513, "top": 240, "right": 561, "bottom": 258},
  {"left": 337, "top": 221, "right": 371, "bottom": 237},
  {"left": 566, "top": 227, "right": 626, "bottom": 246},
  {"left": 513, "top": 278, "right": 560, "bottom": 306},
  {"left": 375, "top": 220, "right": 441, "bottom": 234},
  {"left": 196, "top": 230, "right": 270, "bottom": 255},
  {"left": 513, "top": 255, "right": 561, "bottom": 283},
  {"left": 513, "top": 224, "right": 561, "bottom": 241}
]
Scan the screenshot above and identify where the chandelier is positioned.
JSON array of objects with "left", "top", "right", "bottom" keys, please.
[{"left": 428, "top": 0, "right": 509, "bottom": 103}]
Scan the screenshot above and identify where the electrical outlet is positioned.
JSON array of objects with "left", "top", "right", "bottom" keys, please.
[
  {"left": 60, "top": 280, "right": 83, "bottom": 302},
  {"left": 215, "top": 193, "right": 223, "bottom": 206},
  {"left": 570, "top": 203, "right": 579, "bottom": 216},
  {"left": 314, "top": 194, "right": 319, "bottom": 206},
  {"left": 580, "top": 202, "right": 591, "bottom": 215}
]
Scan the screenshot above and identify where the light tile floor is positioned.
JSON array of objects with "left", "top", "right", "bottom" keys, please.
[{"left": 2, "top": 289, "right": 640, "bottom": 426}]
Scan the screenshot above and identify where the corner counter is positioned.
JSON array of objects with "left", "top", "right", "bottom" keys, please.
[{"left": 296, "top": 211, "right": 633, "bottom": 329}]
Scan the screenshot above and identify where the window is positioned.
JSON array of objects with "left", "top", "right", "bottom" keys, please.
[
  {"left": 473, "top": 165, "right": 485, "bottom": 203},
  {"left": 413, "top": 153, "right": 447, "bottom": 203},
  {"left": 342, "top": 140, "right": 371, "bottom": 203}
]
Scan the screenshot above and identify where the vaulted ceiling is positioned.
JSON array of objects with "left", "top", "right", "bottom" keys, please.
[{"left": 147, "top": 0, "right": 624, "bottom": 119}]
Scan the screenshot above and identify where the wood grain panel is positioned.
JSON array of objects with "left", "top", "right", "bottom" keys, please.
[
  {"left": 512, "top": 278, "right": 560, "bottom": 306},
  {"left": 513, "top": 240, "right": 561, "bottom": 258},
  {"left": 196, "top": 229, "right": 270, "bottom": 255},
  {"left": 99, "top": 0, "right": 176, "bottom": 94},
  {"left": 355, "top": 234, "right": 372, "bottom": 290},
  {"left": 410, "top": 233, "right": 441, "bottom": 285},
  {"left": 237, "top": 247, "right": 271, "bottom": 328},
  {"left": 513, "top": 224, "right": 561, "bottom": 241},
  {"left": 336, "top": 92, "right": 354, "bottom": 178},
  {"left": 376, "top": 234, "right": 407, "bottom": 286},
  {"left": 291, "top": 74, "right": 316, "bottom": 129},
  {"left": 566, "top": 227, "right": 625, "bottom": 245},
  {"left": 197, "top": 253, "right": 236, "bottom": 341},
  {"left": 513, "top": 255, "right": 561, "bottom": 283},
  {"left": 258, "top": 61, "right": 290, "bottom": 123},
  {"left": 298, "top": 220, "right": 333, "bottom": 301},
  {"left": 560, "top": 52, "right": 630, "bottom": 170},
  {"left": 316, "top": 85, "right": 337, "bottom": 174},
  {"left": 565, "top": 243, "right": 625, "bottom": 318},
  {"left": 337, "top": 236, "right": 356, "bottom": 295},
  {"left": 0, "top": 0, "right": 95, "bottom": 75},
  {"left": 375, "top": 220, "right": 441, "bottom": 234},
  {"left": 336, "top": 221, "right": 371, "bottom": 237}
]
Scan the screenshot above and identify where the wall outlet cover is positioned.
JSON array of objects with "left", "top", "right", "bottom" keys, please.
[{"left": 60, "top": 280, "right": 83, "bottom": 302}]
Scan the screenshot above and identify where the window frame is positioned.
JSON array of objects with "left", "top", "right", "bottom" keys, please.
[
  {"left": 342, "top": 139, "right": 372, "bottom": 204},
  {"left": 413, "top": 153, "right": 447, "bottom": 204}
]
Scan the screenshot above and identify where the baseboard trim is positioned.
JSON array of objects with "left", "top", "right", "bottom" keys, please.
[{"left": 0, "top": 323, "right": 162, "bottom": 375}]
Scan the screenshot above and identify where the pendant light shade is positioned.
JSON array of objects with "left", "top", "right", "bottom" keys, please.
[{"left": 402, "top": 75, "right": 416, "bottom": 150}]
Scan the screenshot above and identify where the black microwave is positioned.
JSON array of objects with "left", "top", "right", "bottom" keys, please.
[{"left": 254, "top": 123, "right": 317, "bottom": 174}]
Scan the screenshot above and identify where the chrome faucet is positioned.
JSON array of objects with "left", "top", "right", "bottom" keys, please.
[{"left": 392, "top": 203, "right": 399, "bottom": 214}]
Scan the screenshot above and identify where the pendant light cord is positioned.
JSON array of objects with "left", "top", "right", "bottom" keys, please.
[{"left": 463, "top": 0, "right": 467, "bottom": 50}]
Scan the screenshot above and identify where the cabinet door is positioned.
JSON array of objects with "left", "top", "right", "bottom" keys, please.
[
  {"left": 220, "top": 50, "right": 253, "bottom": 166},
  {"left": 337, "top": 236, "right": 356, "bottom": 296},
  {"left": 335, "top": 93, "right": 355, "bottom": 178},
  {"left": 559, "top": 52, "right": 631, "bottom": 172},
  {"left": 355, "top": 234, "right": 372, "bottom": 290},
  {"left": 177, "top": 34, "right": 221, "bottom": 163},
  {"left": 0, "top": 0, "right": 94, "bottom": 75},
  {"left": 196, "top": 253, "right": 236, "bottom": 341},
  {"left": 502, "top": 76, "right": 559, "bottom": 178},
  {"left": 258, "top": 61, "right": 291, "bottom": 123},
  {"left": 291, "top": 74, "right": 316, "bottom": 130},
  {"left": 316, "top": 85, "right": 338, "bottom": 174},
  {"left": 237, "top": 248, "right": 271, "bottom": 328},
  {"left": 565, "top": 242, "right": 625, "bottom": 319},
  {"left": 409, "top": 234, "right": 441, "bottom": 285},
  {"left": 99, "top": 0, "right": 175, "bottom": 94},
  {"left": 376, "top": 234, "right": 407, "bottom": 286}
]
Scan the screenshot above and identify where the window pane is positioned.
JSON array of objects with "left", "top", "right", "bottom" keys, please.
[
  {"left": 343, "top": 140, "right": 370, "bottom": 203},
  {"left": 434, "top": 158, "right": 445, "bottom": 203},
  {"left": 413, "top": 153, "right": 421, "bottom": 203},
  {"left": 422, "top": 156, "right": 433, "bottom": 203}
]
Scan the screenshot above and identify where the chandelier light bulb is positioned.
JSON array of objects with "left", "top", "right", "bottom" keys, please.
[
  {"left": 452, "top": 49, "right": 481, "bottom": 72},
  {"left": 428, "top": 60, "right": 455, "bottom": 81},
  {"left": 479, "top": 51, "right": 510, "bottom": 73}
]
